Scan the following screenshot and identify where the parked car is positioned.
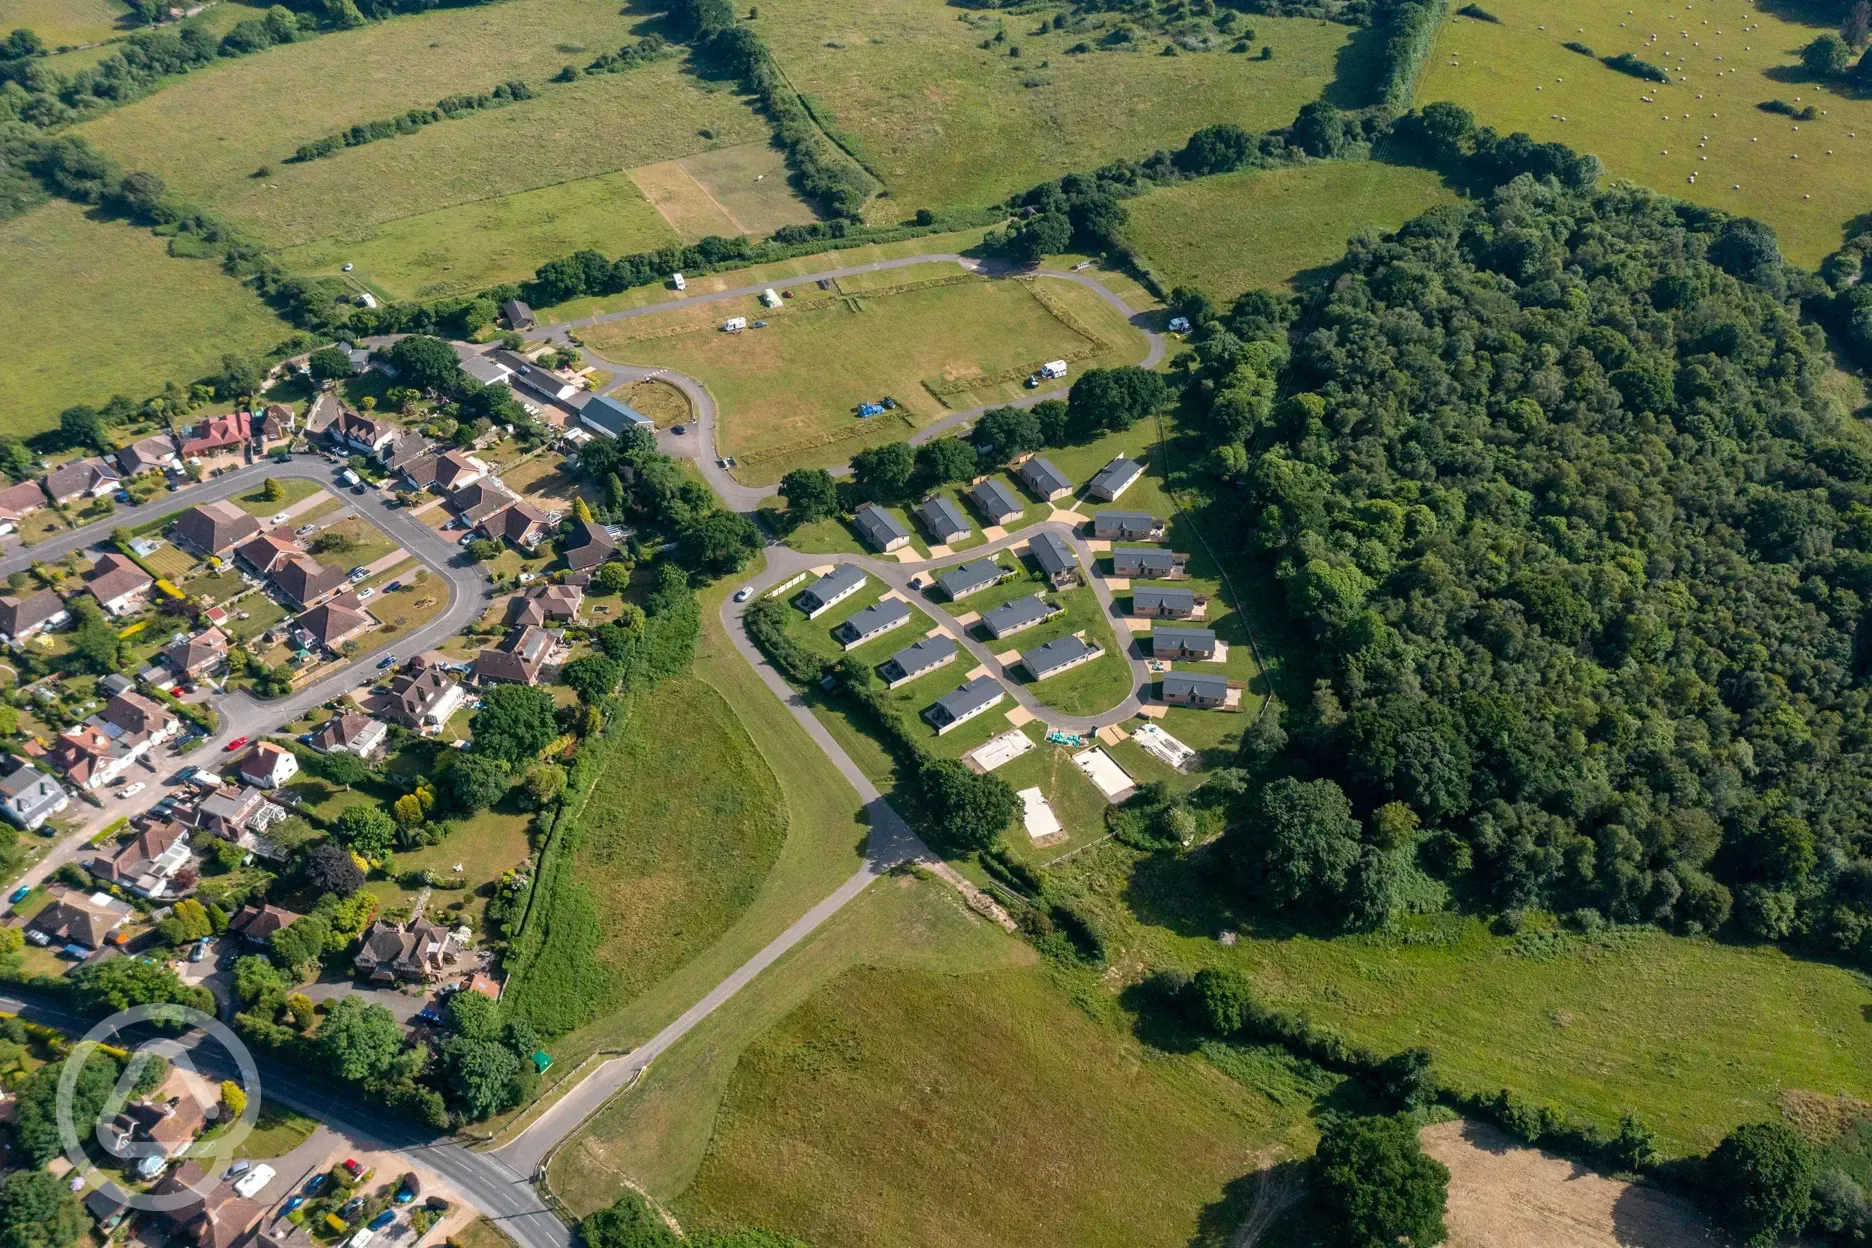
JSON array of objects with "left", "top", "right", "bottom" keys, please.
[
  {"left": 340, "top": 1159, "right": 363, "bottom": 1180},
  {"left": 385, "top": 581, "right": 401, "bottom": 593},
  {"left": 115, "top": 491, "right": 132, "bottom": 504},
  {"left": 170, "top": 686, "right": 187, "bottom": 697},
  {"left": 304, "top": 1175, "right": 329, "bottom": 1197},
  {"left": 270, "top": 512, "right": 290, "bottom": 526},
  {"left": 377, "top": 655, "right": 396, "bottom": 669},
  {"left": 189, "top": 940, "right": 207, "bottom": 963},
  {"left": 356, "top": 588, "right": 374, "bottom": 601},
  {"left": 295, "top": 524, "right": 316, "bottom": 537},
  {"left": 284, "top": 1196, "right": 307, "bottom": 1215},
  {"left": 228, "top": 1161, "right": 250, "bottom": 1178},
  {"left": 121, "top": 782, "right": 145, "bottom": 798},
  {"left": 672, "top": 424, "right": 686, "bottom": 435},
  {"left": 733, "top": 586, "right": 753, "bottom": 602},
  {"left": 348, "top": 567, "right": 369, "bottom": 581},
  {"left": 224, "top": 736, "right": 248, "bottom": 752},
  {"left": 8, "top": 886, "right": 31, "bottom": 904},
  {"left": 368, "top": 1212, "right": 395, "bottom": 1232},
  {"left": 234, "top": 1165, "right": 274, "bottom": 1199}
]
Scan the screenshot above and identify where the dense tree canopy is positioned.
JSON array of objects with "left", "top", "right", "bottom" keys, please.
[{"left": 1312, "top": 1114, "right": 1449, "bottom": 1248}]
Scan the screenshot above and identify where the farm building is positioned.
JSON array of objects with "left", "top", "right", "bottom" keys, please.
[
  {"left": 580, "top": 394, "right": 655, "bottom": 439},
  {"left": 1088, "top": 456, "right": 1144, "bottom": 502},
  {"left": 1151, "top": 627, "right": 1217, "bottom": 661},
  {"left": 1093, "top": 511, "right": 1165, "bottom": 542},
  {"left": 981, "top": 594, "right": 1064, "bottom": 640},
  {"left": 924, "top": 676, "right": 1006, "bottom": 735},
  {"left": 1162, "top": 671, "right": 1232, "bottom": 709},
  {"left": 936, "top": 558, "right": 1009, "bottom": 602},
  {"left": 1113, "top": 548, "right": 1189, "bottom": 580},
  {"left": 1027, "top": 531, "right": 1080, "bottom": 588},
  {"left": 1133, "top": 587, "right": 1203, "bottom": 619},
  {"left": 969, "top": 478, "right": 1025, "bottom": 526},
  {"left": 796, "top": 566, "right": 867, "bottom": 618},
  {"left": 878, "top": 636, "right": 958, "bottom": 688},
  {"left": 1017, "top": 456, "right": 1075, "bottom": 502},
  {"left": 853, "top": 503, "right": 912, "bottom": 553},
  {"left": 1020, "top": 635, "right": 1103, "bottom": 682},
  {"left": 913, "top": 496, "right": 972, "bottom": 545},
  {"left": 833, "top": 599, "right": 912, "bottom": 649}
]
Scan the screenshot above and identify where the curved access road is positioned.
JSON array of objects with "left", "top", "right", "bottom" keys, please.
[{"left": 538, "top": 255, "right": 1167, "bottom": 513}]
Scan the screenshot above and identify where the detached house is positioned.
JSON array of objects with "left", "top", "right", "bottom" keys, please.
[
  {"left": 308, "top": 711, "right": 387, "bottom": 759},
  {"left": 561, "top": 517, "right": 620, "bottom": 572},
  {"left": 0, "top": 588, "right": 69, "bottom": 640},
  {"left": 228, "top": 903, "right": 300, "bottom": 948},
  {"left": 237, "top": 742, "right": 298, "bottom": 790},
  {"left": 0, "top": 761, "right": 70, "bottom": 830},
  {"left": 496, "top": 349, "right": 583, "bottom": 405},
  {"left": 179, "top": 411, "right": 250, "bottom": 458},
  {"left": 481, "top": 502, "right": 553, "bottom": 551},
  {"left": 980, "top": 593, "right": 1064, "bottom": 640},
  {"left": 1093, "top": 511, "right": 1165, "bottom": 542},
  {"left": 1020, "top": 634, "right": 1103, "bottom": 682},
  {"left": 85, "top": 553, "right": 154, "bottom": 618},
  {"left": 325, "top": 408, "right": 403, "bottom": 459},
  {"left": 258, "top": 403, "right": 295, "bottom": 445},
  {"left": 115, "top": 434, "right": 181, "bottom": 477},
  {"left": 0, "top": 480, "right": 47, "bottom": 527},
  {"left": 174, "top": 500, "right": 262, "bottom": 556},
  {"left": 475, "top": 625, "right": 556, "bottom": 686},
  {"left": 294, "top": 593, "right": 372, "bottom": 653},
  {"left": 506, "top": 584, "right": 582, "bottom": 627},
  {"left": 936, "top": 558, "right": 1009, "bottom": 602},
  {"left": 162, "top": 628, "right": 229, "bottom": 678},
  {"left": 386, "top": 667, "right": 464, "bottom": 733},
  {"left": 1162, "top": 671, "right": 1233, "bottom": 709},
  {"left": 450, "top": 480, "right": 521, "bottom": 529},
  {"left": 193, "top": 785, "right": 277, "bottom": 839},
  {"left": 1132, "top": 587, "right": 1205, "bottom": 620},
  {"left": 833, "top": 599, "right": 911, "bottom": 650},
  {"left": 51, "top": 691, "right": 181, "bottom": 789},
  {"left": 234, "top": 533, "right": 302, "bottom": 578},
  {"left": 89, "top": 822, "right": 192, "bottom": 899},
  {"left": 1112, "top": 548, "right": 1188, "bottom": 580},
  {"left": 273, "top": 555, "right": 348, "bottom": 610},
  {"left": 41, "top": 457, "right": 121, "bottom": 505},
  {"left": 796, "top": 566, "right": 865, "bottom": 619},
  {"left": 1027, "top": 531, "right": 1080, "bottom": 589},
  {"left": 33, "top": 890, "right": 129, "bottom": 949},
  {"left": 354, "top": 917, "right": 468, "bottom": 983}
]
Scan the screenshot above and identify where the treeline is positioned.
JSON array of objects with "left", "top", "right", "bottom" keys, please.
[
  {"left": 290, "top": 80, "right": 537, "bottom": 162},
  {"left": 1603, "top": 50, "right": 1670, "bottom": 82},
  {"left": 573, "top": 33, "right": 670, "bottom": 76},
  {"left": 654, "top": 0, "right": 877, "bottom": 218},
  {"left": 1375, "top": 0, "right": 1446, "bottom": 112}
]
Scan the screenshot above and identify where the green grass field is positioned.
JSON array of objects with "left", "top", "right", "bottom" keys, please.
[
  {"left": 756, "top": 0, "right": 1359, "bottom": 219},
  {"left": 275, "top": 170, "right": 681, "bottom": 302},
  {"left": 76, "top": 1, "right": 769, "bottom": 248},
  {"left": 1417, "top": 0, "right": 1872, "bottom": 265},
  {"left": 1125, "top": 161, "right": 1461, "bottom": 299},
  {"left": 0, "top": 0, "right": 129, "bottom": 48},
  {"left": 0, "top": 199, "right": 286, "bottom": 436},
  {"left": 630, "top": 142, "right": 821, "bottom": 242}
]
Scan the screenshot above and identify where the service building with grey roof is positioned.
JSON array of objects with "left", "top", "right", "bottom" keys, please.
[
  {"left": 833, "top": 599, "right": 911, "bottom": 649},
  {"left": 924, "top": 676, "right": 1005, "bottom": 734},
  {"left": 936, "top": 558, "right": 1009, "bottom": 602},
  {"left": 969, "top": 479, "right": 1024, "bottom": 526},
  {"left": 912, "top": 496, "right": 971, "bottom": 545},
  {"left": 1020, "top": 635, "right": 1103, "bottom": 682},
  {"left": 853, "top": 503, "right": 912, "bottom": 553},
  {"left": 796, "top": 566, "right": 867, "bottom": 618},
  {"left": 879, "top": 636, "right": 957, "bottom": 688},
  {"left": 980, "top": 593, "right": 1064, "bottom": 639}
]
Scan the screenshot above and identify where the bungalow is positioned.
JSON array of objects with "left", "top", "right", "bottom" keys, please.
[
  {"left": 273, "top": 555, "right": 348, "bottom": 610},
  {"left": 354, "top": 917, "right": 467, "bottom": 983},
  {"left": 561, "top": 516, "right": 620, "bottom": 572},
  {"left": 382, "top": 434, "right": 436, "bottom": 478},
  {"left": 89, "top": 822, "right": 192, "bottom": 899},
  {"left": 294, "top": 593, "right": 372, "bottom": 652},
  {"left": 912, "top": 496, "right": 971, "bottom": 545},
  {"left": 968, "top": 478, "right": 1024, "bottom": 526},
  {"left": 1017, "top": 456, "right": 1074, "bottom": 502},
  {"left": 1151, "top": 626, "right": 1217, "bottom": 661},
  {"left": 1093, "top": 511, "right": 1165, "bottom": 542},
  {"left": 115, "top": 434, "right": 181, "bottom": 477},
  {"left": 506, "top": 584, "right": 582, "bottom": 627},
  {"left": 853, "top": 503, "right": 911, "bottom": 553},
  {"left": 228, "top": 902, "right": 300, "bottom": 948},
  {"left": 1087, "top": 455, "right": 1144, "bottom": 502},
  {"left": 475, "top": 625, "right": 556, "bottom": 686},
  {"left": 0, "top": 588, "right": 69, "bottom": 640},
  {"left": 32, "top": 889, "right": 129, "bottom": 949},
  {"left": 234, "top": 532, "right": 302, "bottom": 577},
  {"left": 162, "top": 628, "right": 229, "bottom": 678},
  {"left": 833, "top": 599, "right": 911, "bottom": 649},
  {"left": 325, "top": 407, "right": 403, "bottom": 459},
  {"left": 936, "top": 558, "right": 1009, "bottom": 602},
  {"left": 878, "top": 635, "right": 957, "bottom": 688},
  {"left": 450, "top": 479, "right": 521, "bottom": 528},
  {"left": 85, "top": 553, "right": 154, "bottom": 618},
  {"left": 1161, "top": 670, "right": 1232, "bottom": 709},
  {"left": 796, "top": 565, "right": 866, "bottom": 619},
  {"left": 41, "top": 457, "right": 122, "bottom": 505},
  {"left": 980, "top": 593, "right": 1064, "bottom": 640},
  {"left": 308, "top": 711, "right": 387, "bottom": 760},
  {"left": 481, "top": 501, "right": 553, "bottom": 551},
  {"left": 502, "top": 298, "right": 536, "bottom": 330},
  {"left": 0, "top": 480, "right": 46, "bottom": 529},
  {"left": 923, "top": 675, "right": 1005, "bottom": 735},
  {"left": 495, "top": 349, "right": 582, "bottom": 404},
  {"left": 174, "top": 500, "right": 262, "bottom": 556},
  {"left": 418, "top": 450, "right": 488, "bottom": 493},
  {"left": 460, "top": 353, "right": 514, "bottom": 389},
  {"left": 179, "top": 411, "right": 251, "bottom": 458},
  {"left": 1112, "top": 548, "right": 1189, "bottom": 580},
  {"left": 579, "top": 393, "right": 655, "bottom": 439},
  {"left": 0, "top": 761, "right": 70, "bottom": 830},
  {"left": 1027, "top": 531, "right": 1080, "bottom": 588},
  {"left": 1020, "top": 634, "right": 1103, "bottom": 682},
  {"left": 237, "top": 742, "right": 299, "bottom": 790},
  {"left": 1132, "top": 586, "right": 1204, "bottom": 619},
  {"left": 151, "top": 1160, "right": 267, "bottom": 1248},
  {"left": 386, "top": 666, "right": 464, "bottom": 732},
  {"left": 304, "top": 392, "right": 343, "bottom": 440}
]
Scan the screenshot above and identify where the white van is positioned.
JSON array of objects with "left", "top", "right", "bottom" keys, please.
[
  {"left": 232, "top": 1164, "right": 275, "bottom": 1199},
  {"left": 1040, "top": 360, "right": 1068, "bottom": 380}
]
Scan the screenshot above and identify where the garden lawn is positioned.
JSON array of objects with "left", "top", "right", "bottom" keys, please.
[
  {"left": 1416, "top": 0, "right": 1872, "bottom": 265},
  {"left": 0, "top": 0, "right": 128, "bottom": 47},
  {"left": 364, "top": 800, "right": 534, "bottom": 935},
  {"left": 76, "top": 6, "right": 769, "bottom": 248},
  {"left": 274, "top": 170, "right": 681, "bottom": 302},
  {"left": 987, "top": 566, "right": 1133, "bottom": 719},
  {"left": 0, "top": 200, "right": 286, "bottom": 438},
  {"left": 231, "top": 478, "right": 323, "bottom": 516},
  {"left": 231, "top": 1101, "right": 318, "bottom": 1161},
  {"left": 307, "top": 517, "right": 398, "bottom": 573},
  {"left": 757, "top": 0, "right": 1356, "bottom": 219},
  {"left": 1125, "top": 161, "right": 1461, "bottom": 299},
  {"left": 989, "top": 737, "right": 1113, "bottom": 860}
]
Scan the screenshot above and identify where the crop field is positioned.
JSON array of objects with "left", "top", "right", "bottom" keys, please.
[
  {"left": 756, "top": 0, "right": 1358, "bottom": 219},
  {"left": 630, "top": 142, "right": 820, "bottom": 241},
  {"left": 0, "top": 200, "right": 286, "bottom": 436},
  {"left": 1, "top": 0, "right": 128, "bottom": 47},
  {"left": 581, "top": 273, "right": 1148, "bottom": 486},
  {"left": 275, "top": 171, "right": 680, "bottom": 301},
  {"left": 76, "top": 1, "right": 770, "bottom": 247},
  {"left": 1416, "top": 0, "right": 1872, "bottom": 264},
  {"left": 1125, "top": 161, "right": 1461, "bottom": 299}
]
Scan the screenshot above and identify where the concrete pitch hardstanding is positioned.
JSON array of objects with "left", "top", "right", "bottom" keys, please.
[
  {"left": 1105, "top": 577, "right": 1131, "bottom": 591},
  {"left": 1207, "top": 640, "right": 1230, "bottom": 663},
  {"left": 1003, "top": 704, "right": 1035, "bottom": 727},
  {"left": 926, "top": 544, "right": 953, "bottom": 558},
  {"left": 878, "top": 589, "right": 907, "bottom": 603},
  {"left": 1072, "top": 746, "right": 1135, "bottom": 801},
  {"left": 982, "top": 526, "right": 1007, "bottom": 540},
  {"left": 891, "top": 548, "right": 920, "bottom": 563},
  {"left": 952, "top": 611, "right": 982, "bottom": 627},
  {"left": 1124, "top": 617, "right": 1153, "bottom": 632},
  {"left": 1096, "top": 723, "right": 1129, "bottom": 747},
  {"left": 1086, "top": 539, "right": 1112, "bottom": 552},
  {"left": 1049, "top": 508, "right": 1090, "bottom": 525},
  {"left": 1136, "top": 703, "right": 1167, "bottom": 718},
  {"left": 993, "top": 648, "right": 1020, "bottom": 666},
  {"left": 967, "top": 728, "right": 1034, "bottom": 772},
  {"left": 1019, "top": 787, "right": 1064, "bottom": 842},
  {"left": 965, "top": 664, "right": 990, "bottom": 680}
]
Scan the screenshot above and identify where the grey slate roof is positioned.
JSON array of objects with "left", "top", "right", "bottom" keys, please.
[
  {"left": 833, "top": 599, "right": 911, "bottom": 645},
  {"left": 798, "top": 565, "right": 866, "bottom": 613},
  {"left": 928, "top": 676, "right": 1004, "bottom": 724},
  {"left": 1113, "top": 547, "right": 1179, "bottom": 578},
  {"left": 879, "top": 636, "right": 957, "bottom": 683},
  {"left": 912, "top": 496, "right": 971, "bottom": 542},
  {"left": 935, "top": 558, "right": 1006, "bottom": 600},
  {"left": 852, "top": 503, "right": 911, "bottom": 551},
  {"left": 581, "top": 394, "right": 654, "bottom": 437},
  {"left": 981, "top": 593, "right": 1061, "bottom": 638},
  {"left": 1135, "top": 587, "right": 1197, "bottom": 615},
  {"left": 1027, "top": 531, "right": 1077, "bottom": 579},
  {"left": 968, "top": 479, "right": 1023, "bottom": 523},
  {"left": 1152, "top": 626, "right": 1216, "bottom": 657},
  {"left": 1095, "top": 511, "right": 1161, "bottom": 539},
  {"left": 1021, "top": 634, "right": 1099, "bottom": 678},
  {"left": 1018, "top": 456, "right": 1074, "bottom": 498},
  {"left": 1089, "top": 456, "right": 1143, "bottom": 499},
  {"left": 1163, "top": 671, "right": 1230, "bottom": 700}
]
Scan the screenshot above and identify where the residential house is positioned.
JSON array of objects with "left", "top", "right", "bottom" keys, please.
[
  {"left": 1132, "top": 587, "right": 1204, "bottom": 619},
  {"left": 561, "top": 517, "right": 619, "bottom": 572},
  {"left": 980, "top": 593, "right": 1064, "bottom": 640},
  {"left": 129, "top": 1092, "right": 208, "bottom": 1160},
  {"left": 475, "top": 625, "right": 556, "bottom": 686},
  {"left": 228, "top": 903, "right": 300, "bottom": 948},
  {"left": 174, "top": 500, "right": 262, "bottom": 556},
  {"left": 969, "top": 478, "right": 1025, "bottom": 527},
  {"left": 273, "top": 555, "right": 348, "bottom": 610},
  {"left": 460, "top": 353, "right": 514, "bottom": 388},
  {"left": 450, "top": 480, "right": 521, "bottom": 529},
  {"left": 179, "top": 412, "right": 251, "bottom": 458},
  {"left": 924, "top": 676, "right": 1005, "bottom": 735},
  {"left": 1161, "top": 671, "right": 1233, "bottom": 709},
  {"left": 912, "top": 496, "right": 972, "bottom": 545},
  {"left": 162, "top": 628, "right": 229, "bottom": 678},
  {"left": 495, "top": 350, "right": 581, "bottom": 404},
  {"left": 32, "top": 890, "right": 129, "bottom": 949},
  {"left": 106, "top": 689, "right": 180, "bottom": 741},
  {"left": 0, "top": 761, "right": 70, "bottom": 830},
  {"left": 579, "top": 393, "right": 655, "bottom": 439},
  {"left": 1017, "top": 456, "right": 1074, "bottom": 502},
  {"left": 1027, "top": 531, "right": 1081, "bottom": 588},
  {"left": 1087, "top": 455, "right": 1144, "bottom": 502},
  {"left": 1112, "top": 547, "right": 1189, "bottom": 580},
  {"left": 482, "top": 502, "right": 553, "bottom": 551},
  {"left": 304, "top": 392, "right": 344, "bottom": 439},
  {"left": 0, "top": 479, "right": 46, "bottom": 520},
  {"left": 258, "top": 404, "right": 295, "bottom": 445},
  {"left": 1151, "top": 626, "right": 1217, "bottom": 661},
  {"left": 1093, "top": 510, "right": 1165, "bottom": 542},
  {"left": 878, "top": 636, "right": 957, "bottom": 688},
  {"left": 796, "top": 566, "right": 866, "bottom": 619},
  {"left": 506, "top": 584, "right": 582, "bottom": 628},
  {"left": 51, "top": 691, "right": 181, "bottom": 789},
  {"left": 89, "top": 822, "right": 192, "bottom": 899},
  {"left": 115, "top": 434, "right": 182, "bottom": 477},
  {"left": 381, "top": 434, "right": 436, "bottom": 478},
  {"left": 195, "top": 786, "right": 273, "bottom": 839},
  {"left": 935, "top": 558, "right": 1009, "bottom": 602},
  {"left": 386, "top": 667, "right": 464, "bottom": 733},
  {"left": 41, "top": 457, "right": 121, "bottom": 505},
  {"left": 85, "top": 553, "right": 154, "bottom": 618},
  {"left": 233, "top": 532, "right": 301, "bottom": 577},
  {"left": 852, "top": 503, "right": 911, "bottom": 553},
  {"left": 307, "top": 711, "right": 387, "bottom": 760},
  {"left": 237, "top": 742, "right": 299, "bottom": 789},
  {"left": 502, "top": 298, "right": 536, "bottom": 330},
  {"left": 0, "top": 588, "right": 69, "bottom": 640},
  {"left": 833, "top": 599, "right": 911, "bottom": 650},
  {"left": 1020, "top": 635, "right": 1103, "bottom": 682},
  {"left": 354, "top": 917, "right": 468, "bottom": 983},
  {"left": 294, "top": 592, "right": 372, "bottom": 652},
  {"left": 324, "top": 408, "right": 403, "bottom": 459},
  {"left": 151, "top": 1160, "right": 266, "bottom": 1248},
  {"left": 402, "top": 449, "right": 487, "bottom": 493}
]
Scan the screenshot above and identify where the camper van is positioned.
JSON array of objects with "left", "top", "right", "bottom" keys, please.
[
  {"left": 672, "top": 272, "right": 686, "bottom": 291},
  {"left": 723, "top": 317, "right": 748, "bottom": 333}
]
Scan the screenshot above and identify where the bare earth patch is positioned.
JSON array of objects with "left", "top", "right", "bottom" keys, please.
[{"left": 1420, "top": 1120, "right": 1728, "bottom": 1248}]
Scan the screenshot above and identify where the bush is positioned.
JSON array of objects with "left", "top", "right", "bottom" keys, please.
[
  {"left": 1603, "top": 51, "right": 1670, "bottom": 82},
  {"left": 1313, "top": 1114, "right": 1450, "bottom": 1248},
  {"left": 1706, "top": 1121, "right": 1817, "bottom": 1247}
]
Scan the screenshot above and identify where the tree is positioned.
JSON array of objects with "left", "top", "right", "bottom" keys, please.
[
  {"left": 157, "top": 898, "right": 211, "bottom": 946},
  {"left": 233, "top": 955, "right": 287, "bottom": 1006},
  {"left": 680, "top": 508, "right": 761, "bottom": 576},
  {"left": 1234, "top": 777, "right": 1363, "bottom": 913},
  {"left": 440, "top": 1035, "right": 526, "bottom": 1119},
  {"left": 220, "top": 1080, "right": 247, "bottom": 1119},
  {"left": 13, "top": 1050, "right": 121, "bottom": 1166},
  {"left": 386, "top": 335, "right": 464, "bottom": 393},
  {"left": 261, "top": 477, "right": 284, "bottom": 502},
  {"left": 444, "top": 988, "right": 500, "bottom": 1039},
  {"left": 444, "top": 753, "right": 511, "bottom": 812},
  {"left": 318, "top": 749, "right": 372, "bottom": 791},
  {"left": 71, "top": 958, "right": 210, "bottom": 1014},
  {"left": 1067, "top": 366, "right": 1168, "bottom": 435},
  {"left": 1708, "top": 1121, "right": 1817, "bottom": 1246},
  {"left": 1803, "top": 32, "right": 1852, "bottom": 76},
  {"left": 471, "top": 684, "right": 559, "bottom": 764},
  {"left": 1006, "top": 210, "right": 1071, "bottom": 263},
  {"left": 1313, "top": 1114, "right": 1450, "bottom": 1248},
  {"left": 1175, "top": 122, "right": 1255, "bottom": 174},
  {"left": 594, "top": 562, "right": 633, "bottom": 594},
  {"left": 269, "top": 915, "right": 331, "bottom": 976},
  {"left": 392, "top": 793, "right": 425, "bottom": 828},
  {"left": 522, "top": 763, "right": 567, "bottom": 808},
  {"left": 581, "top": 1194, "right": 679, "bottom": 1248},
  {"left": 779, "top": 468, "right": 838, "bottom": 524},
  {"left": 308, "top": 345, "right": 353, "bottom": 381},
  {"left": 1846, "top": 0, "right": 1871, "bottom": 49},
  {"left": 916, "top": 757, "right": 1019, "bottom": 852},
  {"left": 59, "top": 405, "right": 109, "bottom": 453},
  {"left": 1190, "top": 967, "right": 1255, "bottom": 1035},
  {"left": 0, "top": 1169, "right": 84, "bottom": 1248},
  {"left": 303, "top": 842, "right": 364, "bottom": 896},
  {"left": 562, "top": 656, "right": 621, "bottom": 704},
  {"left": 914, "top": 437, "right": 978, "bottom": 487},
  {"left": 465, "top": 538, "right": 502, "bottom": 563},
  {"left": 850, "top": 441, "right": 916, "bottom": 501},
  {"left": 1292, "top": 100, "right": 1347, "bottom": 157},
  {"left": 972, "top": 406, "right": 1042, "bottom": 462},
  {"left": 318, "top": 996, "right": 406, "bottom": 1084},
  {"left": 332, "top": 805, "right": 396, "bottom": 858},
  {"left": 214, "top": 354, "right": 262, "bottom": 401}
]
